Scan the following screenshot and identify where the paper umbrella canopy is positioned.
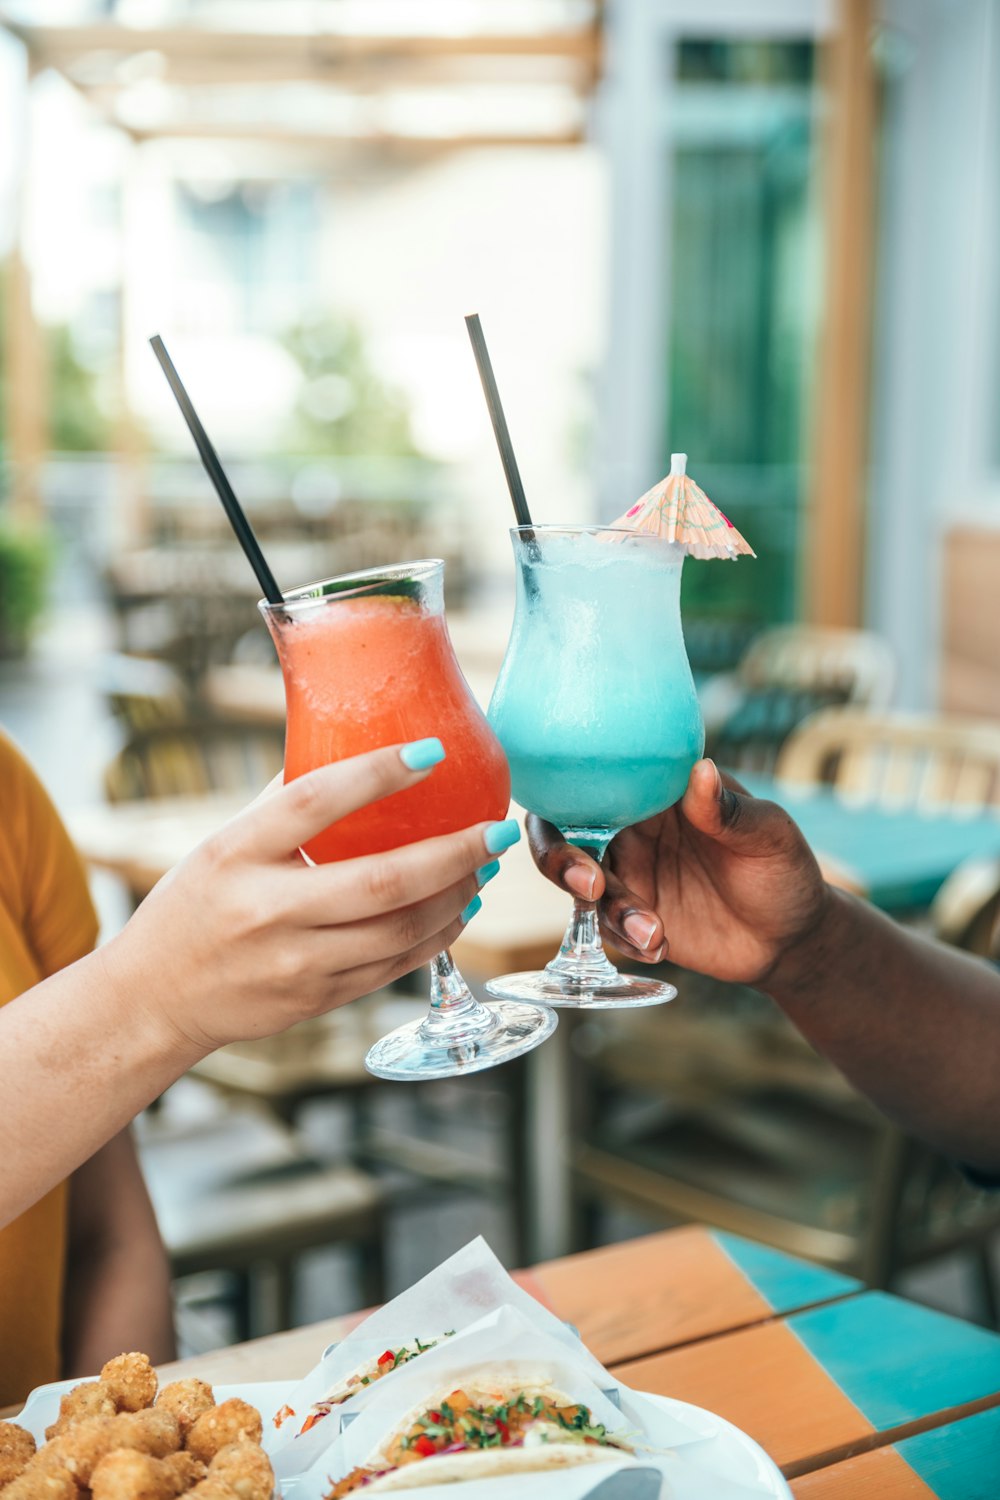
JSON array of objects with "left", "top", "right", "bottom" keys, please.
[{"left": 609, "top": 453, "right": 755, "bottom": 560}]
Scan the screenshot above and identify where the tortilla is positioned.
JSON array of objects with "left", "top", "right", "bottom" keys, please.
[
  {"left": 325, "top": 1379, "right": 634, "bottom": 1497},
  {"left": 359, "top": 1442, "right": 631, "bottom": 1491},
  {"left": 298, "top": 1339, "right": 452, "bottom": 1436}
]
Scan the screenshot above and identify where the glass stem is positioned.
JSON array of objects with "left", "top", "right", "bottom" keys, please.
[
  {"left": 545, "top": 842, "right": 621, "bottom": 987},
  {"left": 429, "top": 948, "right": 476, "bottom": 1014},
  {"left": 421, "top": 949, "right": 500, "bottom": 1044}
]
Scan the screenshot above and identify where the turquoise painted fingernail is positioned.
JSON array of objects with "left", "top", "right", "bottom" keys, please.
[
  {"left": 461, "top": 894, "right": 482, "bottom": 925},
  {"left": 400, "top": 738, "right": 445, "bottom": 771},
  {"left": 484, "top": 818, "right": 521, "bottom": 854},
  {"left": 476, "top": 859, "right": 501, "bottom": 888}
]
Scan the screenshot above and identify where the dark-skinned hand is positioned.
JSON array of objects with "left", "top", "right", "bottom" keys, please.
[{"left": 527, "top": 758, "right": 829, "bottom": 988}]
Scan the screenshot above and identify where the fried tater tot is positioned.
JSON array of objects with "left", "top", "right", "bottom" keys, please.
[
  {"left": 113, "top": 1409, "right": 182, "bottom": 1457},
  {"left": 161, "top": 1451, "right": 208, "bottom": 1490},
  {"left": 100, "top": 1352, "right": 158, "bottom": 1413},
  {"left": 90, "top": 1450, "right": 176, "bottom": 1500},
  {"left": 40, "top": 1415, "right": 118, "bottom": 1485},
  {"left": 187, "top": 1481, "right": 241, "bottom": 1500},
  {"left": 208, "top": 1442, "right": 274, "bottom": 1500},
  {"left": 1, "top": 1461, "right": 78, "bottom": 1499},
  {"left": 0, "top": 1422, "right": 36, "bottom": 1486},
  {"left": 185, "top": 1401, "right": 262, "bottom": 1464},
  {"left": 155, "top": 1380, "right": 215, "bottom": 1438},
  {"left": 44, "top": 1380, "right": 116, "bottom": 1440}
]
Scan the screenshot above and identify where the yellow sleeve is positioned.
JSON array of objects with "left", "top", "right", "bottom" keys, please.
[{"left": 0, "top": 729, "right": 98, "bottom": 980}]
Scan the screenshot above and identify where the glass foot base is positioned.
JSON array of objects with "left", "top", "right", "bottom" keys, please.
[
  {"left": 485, "top": 970, "right": 677, "bottom": 1010},
  {"left": 365, "top": 998, "right": 557, "bottom": 1081}
]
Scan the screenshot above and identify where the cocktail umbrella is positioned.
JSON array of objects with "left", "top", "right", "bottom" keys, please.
[{"left": 610, "top": 452, "right": 755, "bottom": 559}]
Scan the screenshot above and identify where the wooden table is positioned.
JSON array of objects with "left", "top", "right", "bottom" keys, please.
[{"left": 146, "top": 1227, "right": 999, "bottom": 1495}]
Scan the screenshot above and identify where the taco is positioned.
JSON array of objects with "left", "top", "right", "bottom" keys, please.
[
  {"left": 324, "top": 1379, "right": 635, "bottom": 1495},
  {"left": 290, "top": 1338, "right": 453, "bottom": 1438}
]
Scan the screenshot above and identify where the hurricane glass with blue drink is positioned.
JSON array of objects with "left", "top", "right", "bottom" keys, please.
[{"left": 486, "top": 524, "right": 705, "bottom": 1007}]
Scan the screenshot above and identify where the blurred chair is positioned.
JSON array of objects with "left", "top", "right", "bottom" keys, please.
[
  {"left": 776, "top": 707, "right": 1000, "bottom": 809},
  {"left": 136, "top": 1101, "right": 385, "bottom": 1341},
  {"left": 104, "top": 721, "right": 285, "bottom": 809},
  {"left": 99, "top": 653, "right": 190, "bottom": 734},
  {"left": 706, "top": 626, "right": 895, "bottom": 774},
  {"left": 931, "top": 855, "right": 1000, "bottom": 956},
  {"left": 739, "top": 625, "right": 895, "bottom": 705}
]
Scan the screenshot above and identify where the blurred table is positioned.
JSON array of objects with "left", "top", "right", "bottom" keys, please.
[
  {"left": 143, "top": 1227, "right": 1000, "bottom": 1494},
  {"left": 741, "top": 772, "right": 1000, "bottom": 911}
]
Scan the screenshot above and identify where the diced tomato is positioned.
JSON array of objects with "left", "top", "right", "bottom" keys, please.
[
  {"left": 496, "top": 1419, "right": 510, "bottom": 1443},
  {"left": 273, "top": 1404, "right": 295, "bottom": 1429},
  {"left": 413, "top": 1436, "right": 437, "bottom": 1457},
  {"left": 377, "top": 1350, "right": 395, "bottom": 1367},
  {"left": 429, "top": 1412, "right": 441, "bottom": 1424}
]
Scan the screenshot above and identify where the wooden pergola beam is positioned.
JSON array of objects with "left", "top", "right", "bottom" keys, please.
[
  {"left": 804, "top": 0, "right": 877, "bottom": 628},
  {"left": 73, "top": 56, "right": 593, "bottom": 90},
  {"left": 125, "top": 123, "right": 585, "bottom": 151},
  {"left": 1, "top": 19, "right": 602, "bottom": 71}
]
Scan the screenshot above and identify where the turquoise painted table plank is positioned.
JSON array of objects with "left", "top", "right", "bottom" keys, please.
[
  {"left": 739, "top": 774, "right": 1000, "bottom": 911},
  {"left": 898, "top": 1406, "right": 1000, "bottom": 1499},
  {"left": 713, "top": 1231, "right": 862, "bottom": 1313},
  {"left": 789, "top": 1291, "right": 1000, "bottom": 1431}
]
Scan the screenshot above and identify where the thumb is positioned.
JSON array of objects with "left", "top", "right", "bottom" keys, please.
[{"left": 680, "top": 759, "right": 789, "bottom": 855}]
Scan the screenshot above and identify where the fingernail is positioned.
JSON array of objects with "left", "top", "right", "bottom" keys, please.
[
  {"left": 705, "top": 757, "right": 723, "bottom": 797},
  {"left": 476, "top": 859, "right": 501, "bottom": 888},
  {"left": 484, "top": 818, "right": 521, "bottom": 854},
  {"left": 565, "top": 865, "right": 597, "bottom": 901},
  {"left": 623, "top": 911, "right": 659, "bottom": 951},
  {"left": 400, "top": 737, "right": 445, "bottom": 771},
  {"left": 461, "top": 894, "right": 482, "bottom": 925}
]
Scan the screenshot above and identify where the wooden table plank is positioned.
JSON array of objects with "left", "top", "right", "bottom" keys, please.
[
  {"left": 529, "top": 1227, "right": 859, "bottom": 1366},
  {"left": 149, "top": 1230, "right": 858, "bottom": 1386},
  {"left": 613, "top": 1292, "right": 1000, "bottom": 1478},
  {"left": 155, "top": 1310, "right": 365, "bottom": 1384},
  {"left": 615, "top": 1317, "right": 873, "bottom": 1477},
  {"left": 791, "top": 1445, "right": 937, "bottom": 1498},
  {"left": 792, "top": 1404, "right": 1000, "bottom": 1498}
]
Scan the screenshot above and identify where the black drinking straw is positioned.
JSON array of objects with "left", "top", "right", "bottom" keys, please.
[
  {"left": 149, "top": 334, "right": 284, "bottom": 606},
  {"left": 464, "top": 313, "right": 534, "bottom": 529}
]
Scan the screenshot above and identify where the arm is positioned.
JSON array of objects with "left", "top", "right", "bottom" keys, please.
[
  {"left": 0, "top": 742, "right": 517, "bottom": 1228},
  {"left": 62, "top": 1129, "right": 175, "bottom": 1375},
  {"left": 765, "top": 886, "right": 1000, "bottom": 1174},
  {"left": 529, "top": 758, "right": 1000, "bottom": 1176}
]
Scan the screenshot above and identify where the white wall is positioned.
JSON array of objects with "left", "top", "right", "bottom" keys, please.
[{"left": 868, "top": 0, "right": 1000, "bottom": 706}]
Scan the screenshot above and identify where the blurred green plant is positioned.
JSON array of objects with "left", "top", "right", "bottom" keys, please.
[
  {"left": 0, "top": 521, "right": 54, "bottom": 657},
  {"left": 47, "top": 324, "right": 111, "bottom": 453},
  {"left": 0, "top": 260, "right": 112, "bottom": 455},
  {"left": 280, "top": 316, "right": 422, "bottom": 458}
]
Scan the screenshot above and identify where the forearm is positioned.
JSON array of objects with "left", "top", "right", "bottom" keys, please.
[
  {"left": 766, "top": 887, "right": 1000, "bottom": 1173},
  {"left": 0, "top": 942, "right": 202, "bottom": 1229},
  {"left": 63, "top": 1131, "right": 176, "bottom": 1375},
  {"left": 62, "top": 1218, "right": 175, "bottom": 1375}
]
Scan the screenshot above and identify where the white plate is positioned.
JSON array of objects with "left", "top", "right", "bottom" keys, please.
[{"left": 11, "top": 1379, "right": 790, "bottom": 1499}]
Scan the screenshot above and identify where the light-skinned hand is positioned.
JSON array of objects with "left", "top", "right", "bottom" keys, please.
[{"left": 102, "top": 741, "right": 518, "bottom": 1059}]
